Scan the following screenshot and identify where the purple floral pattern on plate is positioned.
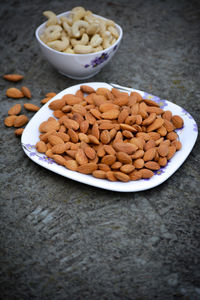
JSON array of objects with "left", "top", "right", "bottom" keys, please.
[{"left": 22, "top": 143, "right": 55, "bottom": 164}]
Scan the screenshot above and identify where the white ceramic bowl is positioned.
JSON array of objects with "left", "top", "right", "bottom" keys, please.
[{"left": 35, "top": 11, "right": 123, "bottom": 80}]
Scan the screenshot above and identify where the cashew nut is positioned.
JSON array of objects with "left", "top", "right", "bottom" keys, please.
[
  {"left": 63, "top": 47, "right": 75, "bottom": 54},
  {"left": 47, "top": 36, "right": 69, "bottom": 51},
  {"left": 93, "top": 46, "right": 103, "bottom": 52},
  {"left": 42, "top": 25, "right": 62, "bottom": 42},
  {"left": 71, "top": 6, "right": 86, "bottom": 22},
  {"left": 107, "top": 25, "right": 119, "bottom": 39},
  {"left": 86, "top": 22, "right": 100, "bottom": 35},
  {"left": 62, "top": 20, "right": 72, "bottom": 37},
  {"left": 74, "top": 44, "right": 94, "bottom": 54},
  {"left": 72, "top": 20, "right": 89, "bottom": 38},
  {"left": 43, "top": 11, "right": 59, "bottom": 26},
  {"left": 102, "top": 31, "right": 112, "bottom": 49},
  {"left": 90, "top": 34, "right": 103, "bottom": 47},
  {"left": 70, "top": 33, "right": 89, "bottom": 46}
]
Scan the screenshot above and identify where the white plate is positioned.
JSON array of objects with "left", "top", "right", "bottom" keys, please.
[{"left": 21, "top": 82, "right": 198, "bottom": 192}]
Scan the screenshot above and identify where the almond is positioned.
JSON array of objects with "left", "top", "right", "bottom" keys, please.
[
  {"left": 36, "top": 141, "right": 48, "bottom": 153},
  {"left": 14, "top": 128, "right": 24, "bottom": 136},
  {"left": 24, "top": 103, "right": 40, "bottom": 112},
  {"left": 139, "top": 168, "right": 154, "bottom": 179},
  {"left": 120, "top": 164, "right": 135, "bottom": 174},
  {"left": 101, "top": 109, "right": 120, "bottom": 120},
  {"left": 144, "top": 161, "right": 160, "bottom": 170},
  {"left": 92, "top": 170, "right": 106, "bottom": 179},
  {"left": 116, "top": 152, "right": 132, "bottom": 164},
  {"left": 48, "top": 135, "right": 64, "bottom": 145},
  {"left": 80, "top": 85, "right": 96, "bottom": 94},
  {"left": 77, "top": 162, "right": 97, "bottom": 174},
  {"left": 53, "top": 154, "right": 67, "bottom": 166},
  {"left": 111, "top": 161, "right": 122, "bottom": 169},
  {"left": 129, "top": 170, "right": 142, "bottom": 181},
  {"left": 64, "top": 159, "right": 78, "bottom": 171},
  {"left": 100, "top": 130, "right": 111, "bottom": 144},
  {"left": 101, "top": 155, "right": 116, "bottom": 166},
  {"left": 45, "top": 92, "right": 57, "bottom": 98},
  {"left": 8, "top": 104, "right": 21, "bottom": 115},
  {"left": 142, "top": 113, "right": 157, "bottom": 126},
  {"left": 4, "top": 115, "right": 17, "bottom": 127},
  {"left": 146, "top": 118, "right": 164, "bottom": 132},
  {"left": 63, "top": 118, "right": 79, "bottom": 131},
  {"left": 6, "top": 87, "right": 24, "bottom": 98},
  {"left": 75, "top": 148, "right": 88, "bottom": 165},
  {"left": 84, "top": 146, "right": 96, "bottom": 160},
  {"left": 21, "top": 86, "right": 31, "bottom": 99},
  {"left": 106, "top": 171, "right": 117, "bottom": 181},
  {"left": 104, "top": 145, "right": 116, "bottom": 156},
  {"left": 133, "top": 158, "right": 144, "bottom": 169},
  {"left": 62, "top": 94, "right": 82, "bottom": 105},
  {"left": 113, "top": 142, "right": 138, "bottom": 154},
  {"left": 68, "top": 128, "right": 79, "bottom": 143},
  {"left": 171, "top": 115, "right": 184, "bottom": 129},
  {"left": 114, "top": 171, "right": 130, "bottom": 182},
  {"left": 143, "top": 147, "right": 156, "bottom": 161},
  {"left": 98, "top": 163, "right": 111, "bottom": 172},
  {"left": 157, "top": 144, "right": 169, "bottom": 157},
  {"left": 13, "top": 115, "right": 28, "bottom": 127},
  {"left": 99, "top": 103, "right": 119, "bottom": 112},
  {"left": 49, "top": 99, "right": 65, "bottom": 110},
  {"left": 80, "top": 120, "right": 89, "bottom": 133},
  {"left": 3, "top": 74, "right": 23, "bottom": 81},
  {"left": 52, "top": 143, "right": 67, "bottom": 154},
  {"left": 167, "top": 145, "right": 177, "bottom": 160},
  {"left": 163, "top": 119, "right": 174, "bottom": 132},
  {"left": 41, "top": 97, "right": 51, "bottom": 104},
  {"left": 171, "top": 140, "right": 182, "bottom": 151}
]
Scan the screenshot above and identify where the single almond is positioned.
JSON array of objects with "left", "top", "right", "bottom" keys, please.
[
  {"left": 64, "top": 159, "right": 78, "bottom": 171},
  {"left": 143, "top": 147, "right": 156, "bottom": 161},
  {"left": 144, "top": 161, "right": 160, "bottom": 170},
  {"left": 49, "top": 99, "right": 65, "bottom": 110},
  {"left": 3, "top": 74, "right": 24, "bottom": 82},
  {"left": 21, "top": 86, "right": 31, "bottom": 98},
  {"left": 14, "top": 128, "right": 24, "bottom": 136},
  {"left": 6, "top": 87, "right": 24, "bottom": 98},
  {"left": 113, "top": 142, "right": 138, "bottom": 154},
  {"left": 147, "top": 118, "right": 164, "bottom": 132},
  {"left": 114, "top": 171, "right": 130, "bottom": 182},
  {"left": 36, "top": 141, "right": 48, "bottom": 153},
  {"left": 52, "top": 143, "right": 67, "bottom": 154},
  {"left": 77, "top": 162, "right": 98, "bottom": 174},
  {"left": 101, "top": 109, "right": 120, "bottom": 120},
  {"left": 24, "top": 103, "right": 40, "bottom": 112},
  {"left": 92, "top": 170, "right": 106, "bottom": 179},
  {"left": 13, "top": 115, "right": 29, "bottom": 127},
  {"left": 8, "top": 104, "right": 22, "bottom": 115},
  {"left": 171, "top": 115, "right": 184, "bottom": 129},
  {"left": 80, "top": 85, "right": 96, "bottom": 94},
  {"left": 4, "top": 115, "right": 17, "bottom": 127}
]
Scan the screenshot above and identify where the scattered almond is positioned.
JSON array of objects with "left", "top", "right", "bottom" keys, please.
[
  {"left": 3, "top": 74, "right": 24, "bottom": 82},
  {"left": 21, "top": 86, "right": 31, "bottom": 99},
  {"left": 6, "top": 87, "right": 24, "bottom": 98}
]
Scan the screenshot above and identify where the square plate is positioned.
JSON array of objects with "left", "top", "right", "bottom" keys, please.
[{"left": 21, "top": 82, "right": 198, "bottom": 192}]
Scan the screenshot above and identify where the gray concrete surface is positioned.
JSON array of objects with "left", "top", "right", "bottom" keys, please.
[{"left": 0, "top": 0, "right": 200, "bottom": 299}]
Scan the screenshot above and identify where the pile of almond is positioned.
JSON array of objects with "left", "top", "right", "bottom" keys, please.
[
  {"left": 36, "top": 85, "right": 184, "bottom": 182},
  {"left": 3, "top": 73, "right": 56, "bottom": 136}
]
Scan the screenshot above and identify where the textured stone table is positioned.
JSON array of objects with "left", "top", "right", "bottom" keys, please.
[{"left": 0, "top": 0, "right": 200, "bottom": 299}]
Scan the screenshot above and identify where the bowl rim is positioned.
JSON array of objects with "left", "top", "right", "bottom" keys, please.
[{"left": 35, "top": 10, "right": 123, "bottom": 56}]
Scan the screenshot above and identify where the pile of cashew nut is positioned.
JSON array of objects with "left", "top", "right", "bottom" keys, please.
[{"left": 40, "top": 6, "right": 120, "bottom": 54}]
